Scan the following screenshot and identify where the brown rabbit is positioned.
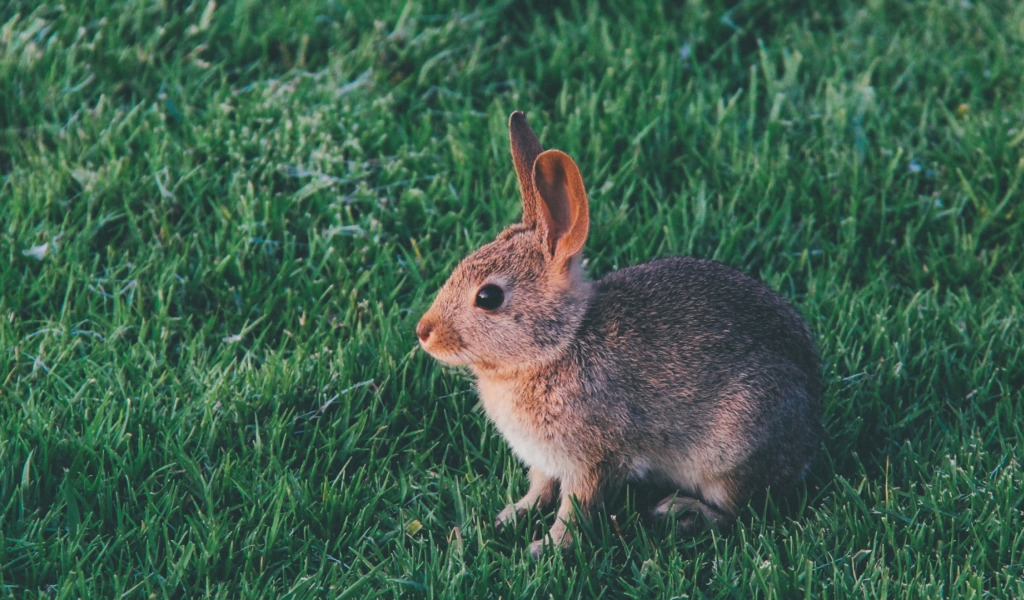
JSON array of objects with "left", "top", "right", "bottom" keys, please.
[{"left": 416, "top": 111, "right": 821, "bottom": 557}]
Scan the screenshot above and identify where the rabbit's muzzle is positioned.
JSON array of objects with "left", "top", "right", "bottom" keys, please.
[{"left": 416, "top": 313, "right": 466, "bottom": 364}]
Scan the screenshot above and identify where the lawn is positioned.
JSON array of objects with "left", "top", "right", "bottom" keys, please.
[{"left": 2, "top": 0, "right": 1023, "bottom": 597}]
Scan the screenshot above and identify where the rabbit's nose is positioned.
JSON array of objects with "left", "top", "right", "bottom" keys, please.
[{"left": 416, "top": 318, "right": 434, "bottom": 343}]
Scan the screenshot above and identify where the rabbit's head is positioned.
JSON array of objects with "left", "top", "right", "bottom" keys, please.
[{"left": 416, "top": 112, "right": 593, "bottom": 371}]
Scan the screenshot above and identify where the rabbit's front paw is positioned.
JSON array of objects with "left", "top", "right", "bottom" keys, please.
[
  {"left": 495, "top": 504, "right": 520, "bottom": 530},
  {"left": 529, "top": 521, "right": 571, "bottom": 558}
]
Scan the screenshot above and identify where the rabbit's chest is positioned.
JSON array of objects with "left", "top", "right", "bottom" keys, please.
[{"left": 475, "top": 377, "right": 575, "bottom": 479}]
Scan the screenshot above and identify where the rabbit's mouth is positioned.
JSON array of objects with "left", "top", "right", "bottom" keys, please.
[{"left": 418, "top": 342, "right": 473, "bottom": 367}]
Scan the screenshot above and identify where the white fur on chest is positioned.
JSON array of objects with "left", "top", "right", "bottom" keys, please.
[{"left": 475, "top": 377, "right": 573, "bottom": 479}]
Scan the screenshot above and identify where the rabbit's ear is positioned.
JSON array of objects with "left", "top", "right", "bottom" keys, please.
[
  {"left": 508, "top": 111, "right": 544, "bottom": 227},
  {"left": 533, "top": 150, "right": 589, "bottom": 264}
]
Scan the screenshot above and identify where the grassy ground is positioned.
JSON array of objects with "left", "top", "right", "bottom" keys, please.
[{"left": 2, "top": 0, "right": 1023, "bottom": 597}]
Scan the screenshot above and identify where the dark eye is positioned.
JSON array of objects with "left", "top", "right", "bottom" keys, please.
[{"left": 475, "top": 284, "right": 505, "bottom": 310}]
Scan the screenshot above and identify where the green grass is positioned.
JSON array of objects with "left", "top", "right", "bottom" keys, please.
[{"left": 2, "top": 0, "right": 1023, "bottom": 597}]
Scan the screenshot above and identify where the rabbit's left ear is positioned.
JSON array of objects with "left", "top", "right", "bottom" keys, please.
[
  {"left": 509, "top": 111, "right": 544, "bottom": 227},
  {"left": 533, "top": 150, "right": 589, "bottom": 264}
]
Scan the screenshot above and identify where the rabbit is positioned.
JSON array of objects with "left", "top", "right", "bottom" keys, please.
[{"left": 416, "top": 111, "right": 822, "bottom": 558}]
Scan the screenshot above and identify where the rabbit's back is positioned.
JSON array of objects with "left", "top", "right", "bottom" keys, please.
[{"left": 583, "top": 257, "right": 818, "bottom": 381}]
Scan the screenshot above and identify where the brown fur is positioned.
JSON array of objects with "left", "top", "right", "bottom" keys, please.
[{"left": 417, "top": 112, "right": 821, "bottom": 557}]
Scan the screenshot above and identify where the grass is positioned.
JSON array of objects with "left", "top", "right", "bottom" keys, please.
[{"left": 1, "top": 0, "right": 1023, "bottom": 597}]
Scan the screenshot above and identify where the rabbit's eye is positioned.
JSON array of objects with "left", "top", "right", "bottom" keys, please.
[{"left": 475, "top": 285, "right": 505, "bottom": 310}]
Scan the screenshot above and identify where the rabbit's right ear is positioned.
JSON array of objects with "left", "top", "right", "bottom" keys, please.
[
  {"left": 533, "top": 150, "right": 589, "bottom": 266},
  {"left": 508, "top": 111, "right": 544, "bottom": 227}
]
